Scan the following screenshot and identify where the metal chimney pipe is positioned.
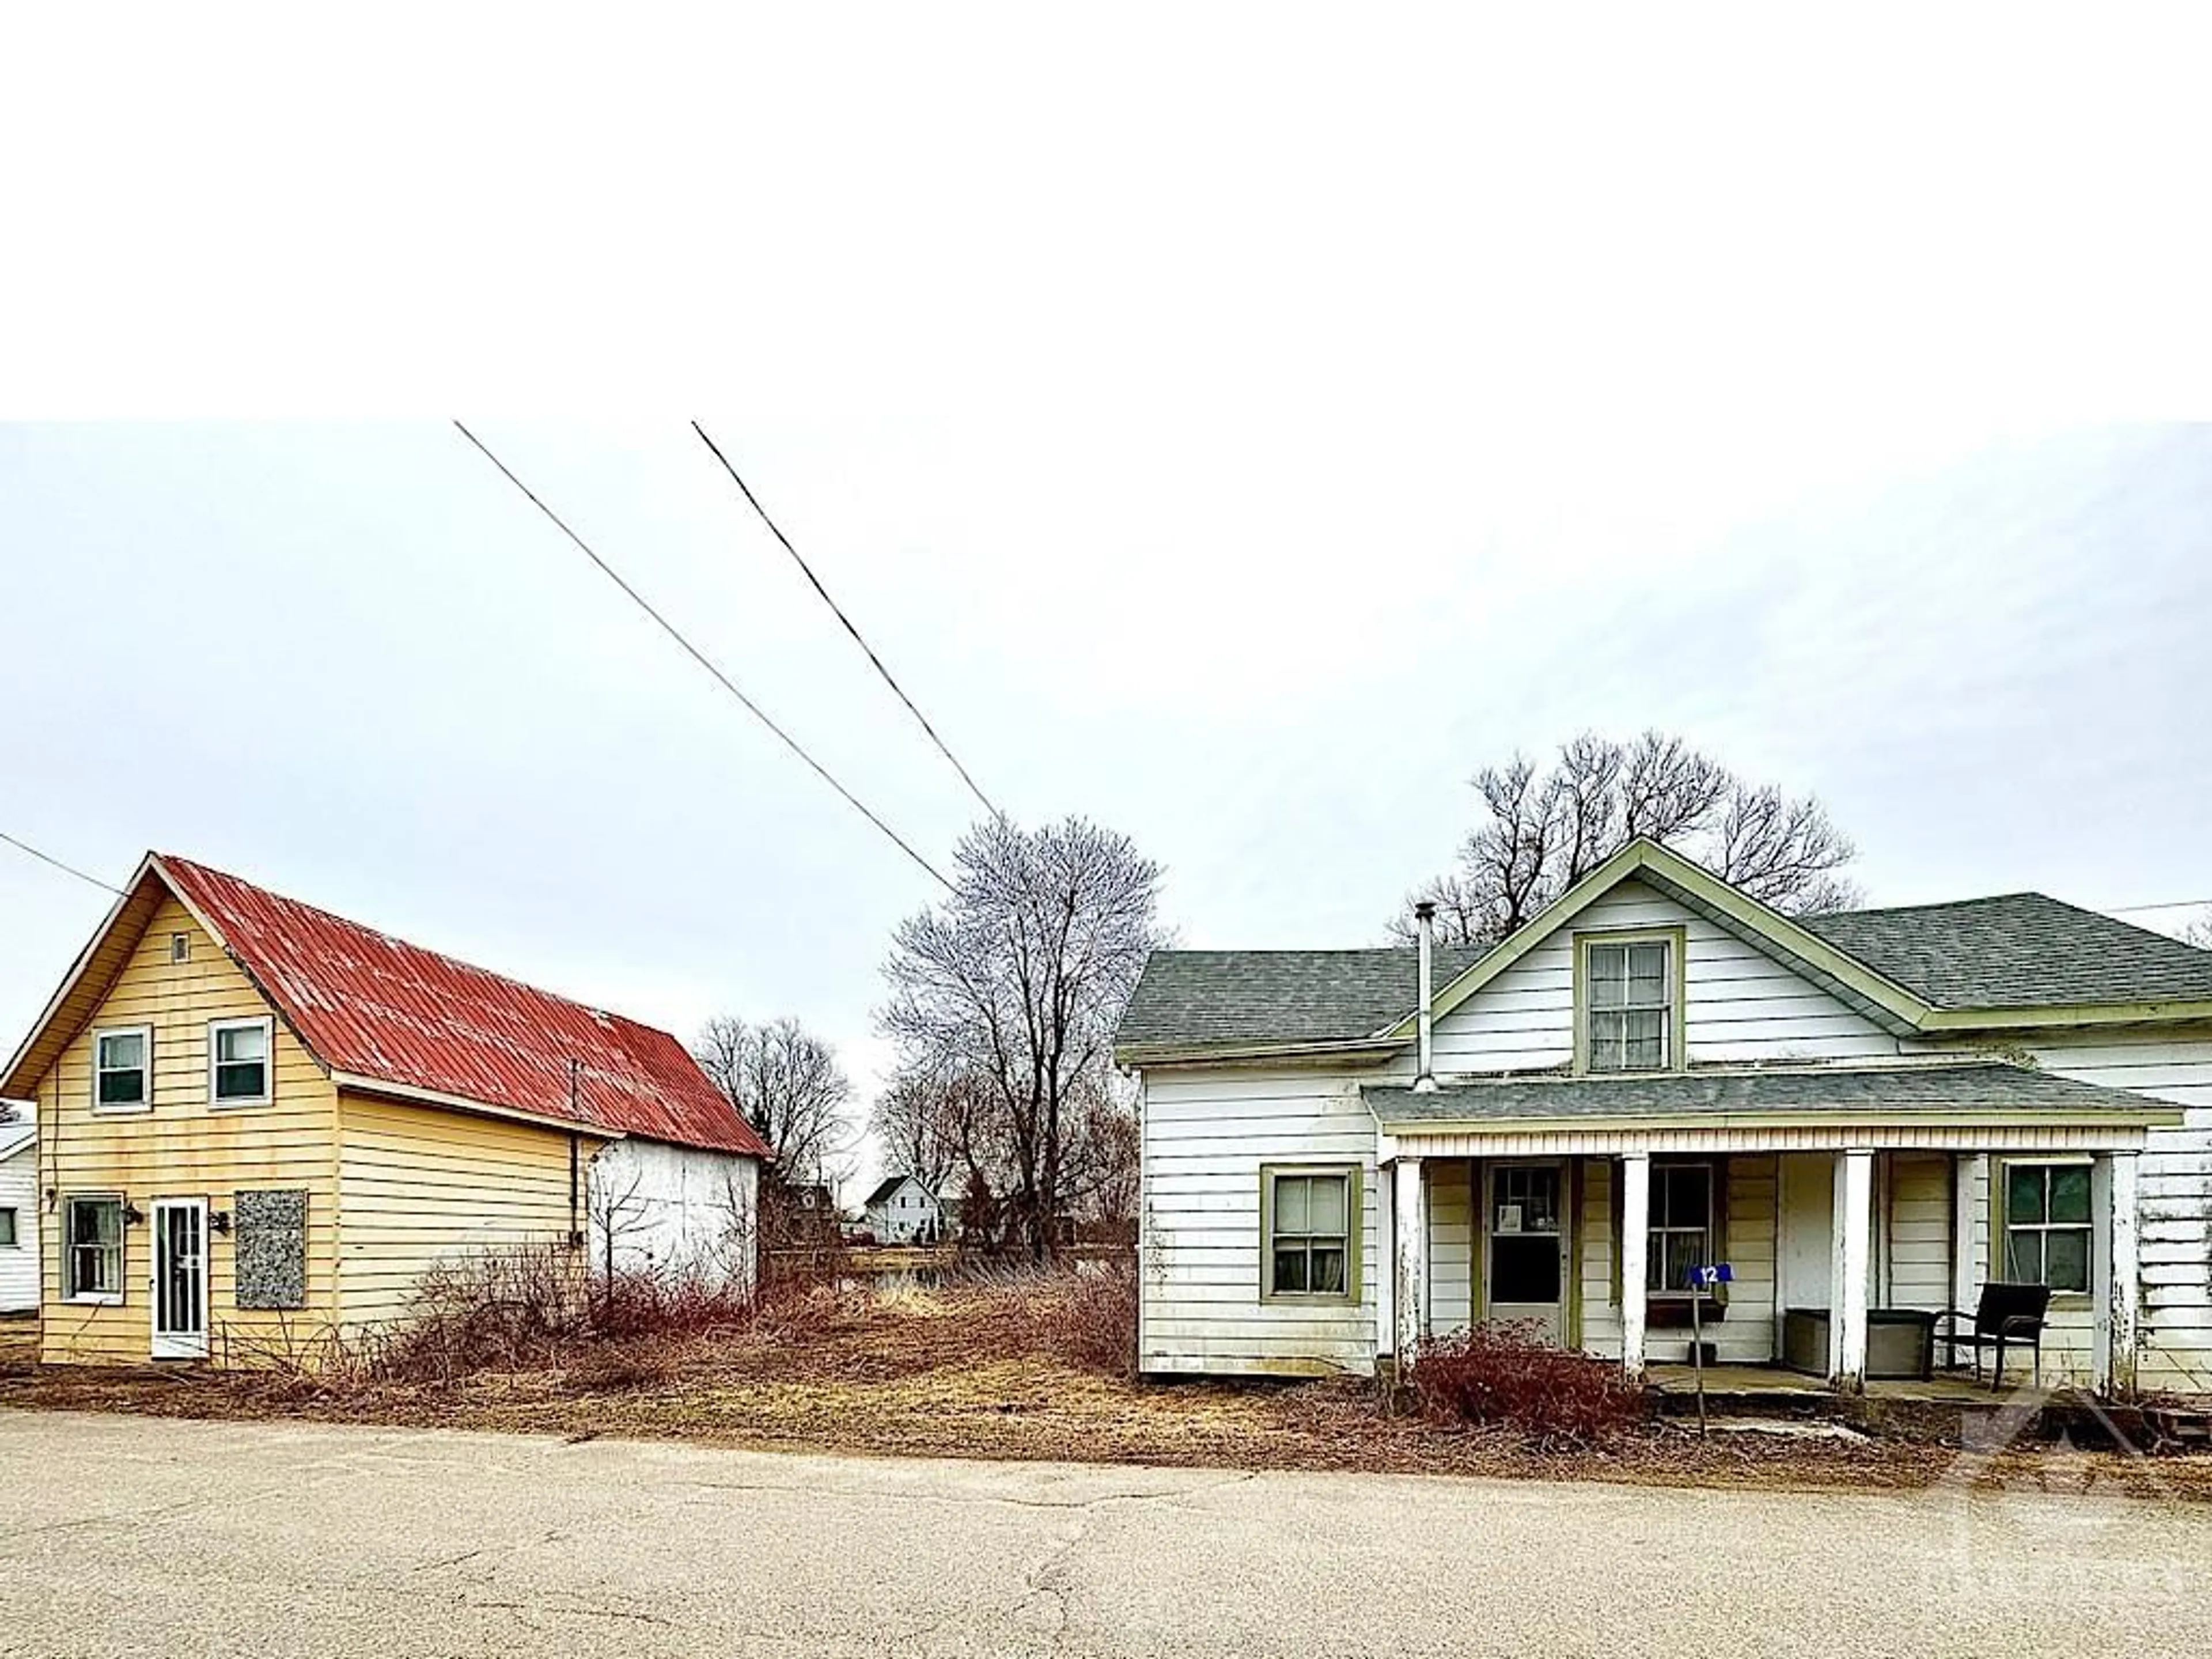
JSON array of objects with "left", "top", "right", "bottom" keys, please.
[{"left": 1413, "top": 900, "right": 1438, "bottom": 1093}]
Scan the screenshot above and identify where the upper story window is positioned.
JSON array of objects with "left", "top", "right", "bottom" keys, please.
[
  {"left": 1584, "top": 935, "right": 1676, "bottom": 1073},
  {"left": 94, "top": 1027, "right": 151, "bottom": 1111},
  {"left": 210, "top": 1016, "right": 272, "bottom": 1105}
]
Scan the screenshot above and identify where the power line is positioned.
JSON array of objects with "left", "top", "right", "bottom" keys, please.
[
  {"left": 690, "top": 421, "right": 1005, "bottom": 822},
  {"left": 0, "top": 831, "right": 125, "bottom": 897},
  {"left": 454, "top": 421, "right": 955, "bottom": 891},
  {"left": 2105, "top": 896, "right": 2212, "bottom": 915}
]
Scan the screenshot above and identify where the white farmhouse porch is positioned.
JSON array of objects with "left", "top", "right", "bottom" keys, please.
[{"left": 1368, "top": 1066, "right": 2177, "bottom": 1399}]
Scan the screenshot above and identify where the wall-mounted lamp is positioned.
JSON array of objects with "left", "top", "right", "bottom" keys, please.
[
  {"left": 210, "top": 1210, "right": 233, "bottom": 1236},
  {"left": 122, "top": 1201, "right": 146, "bottom": 1226}
]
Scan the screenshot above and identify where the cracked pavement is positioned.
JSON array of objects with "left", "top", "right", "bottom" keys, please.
[{"left": 4, "top": 1412, "right": 2212, "bottom": 1656}]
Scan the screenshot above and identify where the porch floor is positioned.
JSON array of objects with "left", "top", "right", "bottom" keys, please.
[{"left": 1646, "top": 1363, "right": 2038, "bottom": 1405}]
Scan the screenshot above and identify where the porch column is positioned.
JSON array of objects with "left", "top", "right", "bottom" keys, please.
[
  {"left": 1393, "top": 1157, "right": 1428, "bottom": 1361},
  {"left": 2092, "top": 1152, "right": 2141, "bottom": 1399},
  {"left": 1619, "top": 1152, "right": 1650, "bottom": 1379},
  {"left": 1950, "top": 1152, "right": 1985, "bottom": 1316},
  {"left": 1830, "top": 1149, "right": 1873, "bottom": 1393},
  {"left": 1374, "top": 1157, "right": 1397, "bottom": 1361}
]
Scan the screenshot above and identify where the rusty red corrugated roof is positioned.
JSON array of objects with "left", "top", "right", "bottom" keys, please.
[{"left": 156, "top": 854, "right": 770, "bottom": 1158}]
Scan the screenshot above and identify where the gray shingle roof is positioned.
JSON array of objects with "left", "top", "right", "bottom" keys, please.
[
  {"left": 1364, "top": 1062, "right": 2176, "bottom": 1126},
  {"left": 1114, "top": 889, "right": 2212, "bottom": 1057},
  {"left": 1801, "top": 893, "right": 2212, "bottom": 1009},
  {"left": 1115, "top": 946, "right": 1483, "bottom": 1053}
]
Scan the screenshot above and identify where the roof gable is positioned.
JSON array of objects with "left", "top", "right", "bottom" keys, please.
[
  {"left": 1405, "top": 839, "right": 1934, "bottom": 1040},
  {"left": 3, "top": 854, "right": 768, "bottom": 1157},
  {"left": 864, "top": 1173, "right": 931, "bottom": 1207}
]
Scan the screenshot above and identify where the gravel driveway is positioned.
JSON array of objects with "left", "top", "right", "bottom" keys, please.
[{"left": 4, "top": 1410, "right": 2210, "bottom": 1657}]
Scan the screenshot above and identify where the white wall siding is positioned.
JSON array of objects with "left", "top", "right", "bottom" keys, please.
[
  {"left": 1883, "top": 1152, "right": 1952, "bottom": 1313},
  {"left": 1428, "top": 1161, "right": 1472, "bottom": 1332},
  {"left": 1430, "top": 880, "right": 1910, "bottom": 1075},
  {"left": 0, "top": 1129, "right": 36, "bottom": 1315},
  {"left": 1139, "top": 1067, "right": 1378, "bottom": 1376},
  {"left": 2018, "top": 1032, "right": 2212, "bottom": 1391},
  {"left": 587, "top": 1139, "right": 760, "bottom": 1291}
]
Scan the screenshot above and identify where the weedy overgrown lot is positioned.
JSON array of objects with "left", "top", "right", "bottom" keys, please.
[{"left": 5, "top": 1265, "right": 2210, "bottom": 1501}]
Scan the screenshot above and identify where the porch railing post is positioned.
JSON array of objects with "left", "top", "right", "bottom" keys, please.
[
  {"left": 1619, "top": 1152, "right": 1650, "bottom": 1380},
  {"left": 1950, "top": 1152, "right": 1984, "bottom": 1320},
  {"left": 2092, "top": 1151, "right": 2141, "bottom": 1399},
  {"left": 1831, "top": 1149, "right": 1873, "bottom": 1393}
]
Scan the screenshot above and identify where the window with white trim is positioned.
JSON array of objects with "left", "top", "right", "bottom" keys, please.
[
  {"left": 2004, "top": 1161, "right": 2091, "bottom": 1293},
  {"left": 94, "top": 1027, "right": 151, "bottom": 1110},
  {"left": 0, "top": 1207, "right": 17, "bottom": 1247},
  {"left": 66, "top": 1196, "right": 124, "bottom": 1301},
  {"left": 1585, "top": 939, "right": 1673, "bottom": 1072},
  {"left": 1646, "top": 1161, "right": 1714, "bottom": 1295},
  {"left": 210, "top": 1017, "right": 272, "bottom": 1104}
]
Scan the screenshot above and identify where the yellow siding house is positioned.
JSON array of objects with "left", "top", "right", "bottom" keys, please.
[{"left": 2, "top": 853, "right": 769, "bottom": 1367}]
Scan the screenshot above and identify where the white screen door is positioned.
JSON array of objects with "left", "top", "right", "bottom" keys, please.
[{"left": 151, "top": 1198, "right": 210, "bottom": 1359}]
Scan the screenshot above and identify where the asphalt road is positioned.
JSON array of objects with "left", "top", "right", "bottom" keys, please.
[{"left": 4, "top": 1411, "right": 2210, "bottom": 1658}]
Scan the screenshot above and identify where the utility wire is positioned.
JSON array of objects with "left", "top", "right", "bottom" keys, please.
[
  {"left": 2105, "top": 896, "right": 2212, "bottom": 915},
  {"left": 0, "top": 830, "right": 125, "bottom": 897},
  {"left": 454, "top": 422, "right": 954, "bottom": 891},
  {"left": 690, "top": 421, "right": 1005, "bottom": 822}
]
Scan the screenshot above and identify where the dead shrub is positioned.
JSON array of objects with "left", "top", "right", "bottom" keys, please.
[
  {"left": 563, "top": 1341, "right": 679, "bottom": 1394},
  {"left": 588, "top": 1270, "right": 757, "bottom": 1343},
  {"left": 357, "top": 1245, "right": 589, "bottom": 1385},
  {"left": 1023, "top": 1260, "right": 1138, "bottom": 1378},
  {"left": 1410, "top": 1323, "right": 1650, "bottom": 1450}
]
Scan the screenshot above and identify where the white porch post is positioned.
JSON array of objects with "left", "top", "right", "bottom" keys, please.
[
  {"left": 1951, "top": 1153, "right": 1984, "bottom": 1317},
  {"left": 1375, "top": 1156, "right": 1397, "bottom": 1364},
  {"left": 1831, "top": 1149, "right": 1873, "bottom": 1393},
  {"left": 2092, "top": 1152, "right": 2141, "bottom": 1399},
  {"left": 1619, "top": 1152, "right": 1650, "bottom": 1380},
  {"left": 1394, "top": 1157, "right": 1428, "bottom": 1362}
]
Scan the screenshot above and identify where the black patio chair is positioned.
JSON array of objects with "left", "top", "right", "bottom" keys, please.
[{"left": 1933, "top": 1282, "right": 2052, "bottom": 1390}]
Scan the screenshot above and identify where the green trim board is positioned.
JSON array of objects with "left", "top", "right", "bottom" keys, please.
[{"left": 1257, "top": 1162, "right": 1363, "bottom": 1306}]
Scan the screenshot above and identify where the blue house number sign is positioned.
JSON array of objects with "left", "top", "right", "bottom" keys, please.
[{"left": 1687, "top": 1263, "right": 1733, "bottom": 1289}]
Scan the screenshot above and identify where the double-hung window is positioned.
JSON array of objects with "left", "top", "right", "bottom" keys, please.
[
  {"left": 0, "top": 1207, "right": 17, "bottom": 1247},
  {"left": 1647, "top": 1161, "right": 1715, "bottom": 1296},
  {"left": 210, "top": 1017, "right": 272, "bottom": 1105},
  {"left": 1585, "top": 938, "right": 1675, "bottom": 1072},
  {"left": 1263, "top": 1166, "right": 1359, "bottom": 1301},
  {"left": 2004, "top": 1162, "right": 2091, "bottom": 1293},
  {"left": 94, "top": 1026, "right": 151, "bottom": 1111},
  {"left": 66, "top": 1196, "right": 124, "bottom": 1302}
]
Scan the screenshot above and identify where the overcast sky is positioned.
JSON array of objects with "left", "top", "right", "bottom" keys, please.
[{"left": 5, "top": 12, "right": 2210, "bottom": 1192}]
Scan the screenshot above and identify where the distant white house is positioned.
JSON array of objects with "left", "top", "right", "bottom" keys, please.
[
  {"left": 863, "top": 1173, "right": 942, "bottom": 1245},
  {"left": 0, "top": 1103, "right": 35, "bottom": 1315}
]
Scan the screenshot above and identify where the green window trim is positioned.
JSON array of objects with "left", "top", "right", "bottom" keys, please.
[
  {"left": 1259, "top": 1163, "right": 1362, "bottom": 1306},
  {"left": 1571, "top": 926, "right": 1689, "bottom": 1077},
  {"left": 1991, "top": 1157, "right": 2094, "bottom": 1299}
]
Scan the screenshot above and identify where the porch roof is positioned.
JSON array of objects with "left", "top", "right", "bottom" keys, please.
[{"left": 1363, "top": 1060, "right": 2183, "bottom": 1133}]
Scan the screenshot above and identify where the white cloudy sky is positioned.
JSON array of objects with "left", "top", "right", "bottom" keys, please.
[{"left": 4, "top": 11, "right": 2210, "bottom": 1190}]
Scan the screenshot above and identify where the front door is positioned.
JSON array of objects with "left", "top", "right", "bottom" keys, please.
[
  {"left": 150, "top": 1198, "right": 209, "bottom": 1360},
  {"left": 1486, "top": 1162, "right": 1565, "bottom": 1344}
]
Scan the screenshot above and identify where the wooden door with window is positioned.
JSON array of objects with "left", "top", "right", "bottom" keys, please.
[
  {"left": 150, "top": 1198, "right": 209, "bottom": 1360},
  {"left": 1486, "top": 1162, "right": 1565, "bottom": 1344}
]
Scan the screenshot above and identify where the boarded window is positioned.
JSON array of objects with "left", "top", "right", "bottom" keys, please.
[{"left": 233, "top": 1189, "right": 308, "bottom": 1309}]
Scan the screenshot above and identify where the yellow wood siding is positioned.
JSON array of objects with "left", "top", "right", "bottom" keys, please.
[
  {"left": 32, "top": 896, "right": 339, "bottom": 1367},
  {"left": 335, "top": 1089, "right": 582, "bottom": 1332}
]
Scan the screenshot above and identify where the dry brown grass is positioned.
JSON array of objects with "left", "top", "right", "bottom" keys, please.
[{"left": 6, "top": 1276, "right": 2211, "bottom": 1501}]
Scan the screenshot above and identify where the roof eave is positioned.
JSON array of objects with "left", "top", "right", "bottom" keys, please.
[
  {"left": 330, "top": 1071, "right": 627, "bottom": 1142},
  {"left": 1118, "top": 1035, "right": 1412, "bottom": 1070},
  {"left": 1919, "top": 1001, "right": 2212, "bottom": 1033},
  {"left": 1370, "top": 1105, "right": 2188, "bottom": 1135},
  {"left": 1, "top": 853, "right": 164, "bottom": 1099}
]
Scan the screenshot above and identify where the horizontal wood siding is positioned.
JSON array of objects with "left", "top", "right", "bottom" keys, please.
[
  {"left": 1884, "top": 1152, "right": 1952, "bottom": 1313},
  {"left": 336, "top": 1090, "right": 580, "bottom": 1332},
  {"left": 2016, "top": 1032, "right": 2212, "bottom": 1390},
  {"left": 1427, "top": 1160, "right": 1472, "bottom": 1332},
  {"left": 1139, "top": 1067, "right": 1377, "bottom": 1376},
  {"left": 32, "top": 896, "right": 339, "bottom": 1367},
  {"left": 0, "top": 1140, "right": 37, "bottom": 1314},
  {"left": 1430, "top": 880, "right": 1910, "bottom": 1074}
]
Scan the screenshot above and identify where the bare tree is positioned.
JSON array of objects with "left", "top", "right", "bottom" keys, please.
[
  {"left": 586, "top": 1160, "right": 651, "bottom": 1287},
  {"left": 880, "top": 815, "right": 1165, "bottom": 1262},
  {"left": 692, "top": 1015, "right": 855, "bottom": 1187},
  {"left": 2183, "top": 911, "right": 2212, "bottom": 950},
  {"left": 1393, "top": 729, "right": 1861, "bottom": 947}
]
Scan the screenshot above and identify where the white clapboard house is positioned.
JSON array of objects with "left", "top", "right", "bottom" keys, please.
[
  {"left": 863, "top": 1173, "right": 944, "bottom": 1245},
  {"left": 0, "top": 1103, "right": 35, "bottom": 1314},
  {"left": 1115, "top": 839, "right": 2212, "bottom": 1396}
]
